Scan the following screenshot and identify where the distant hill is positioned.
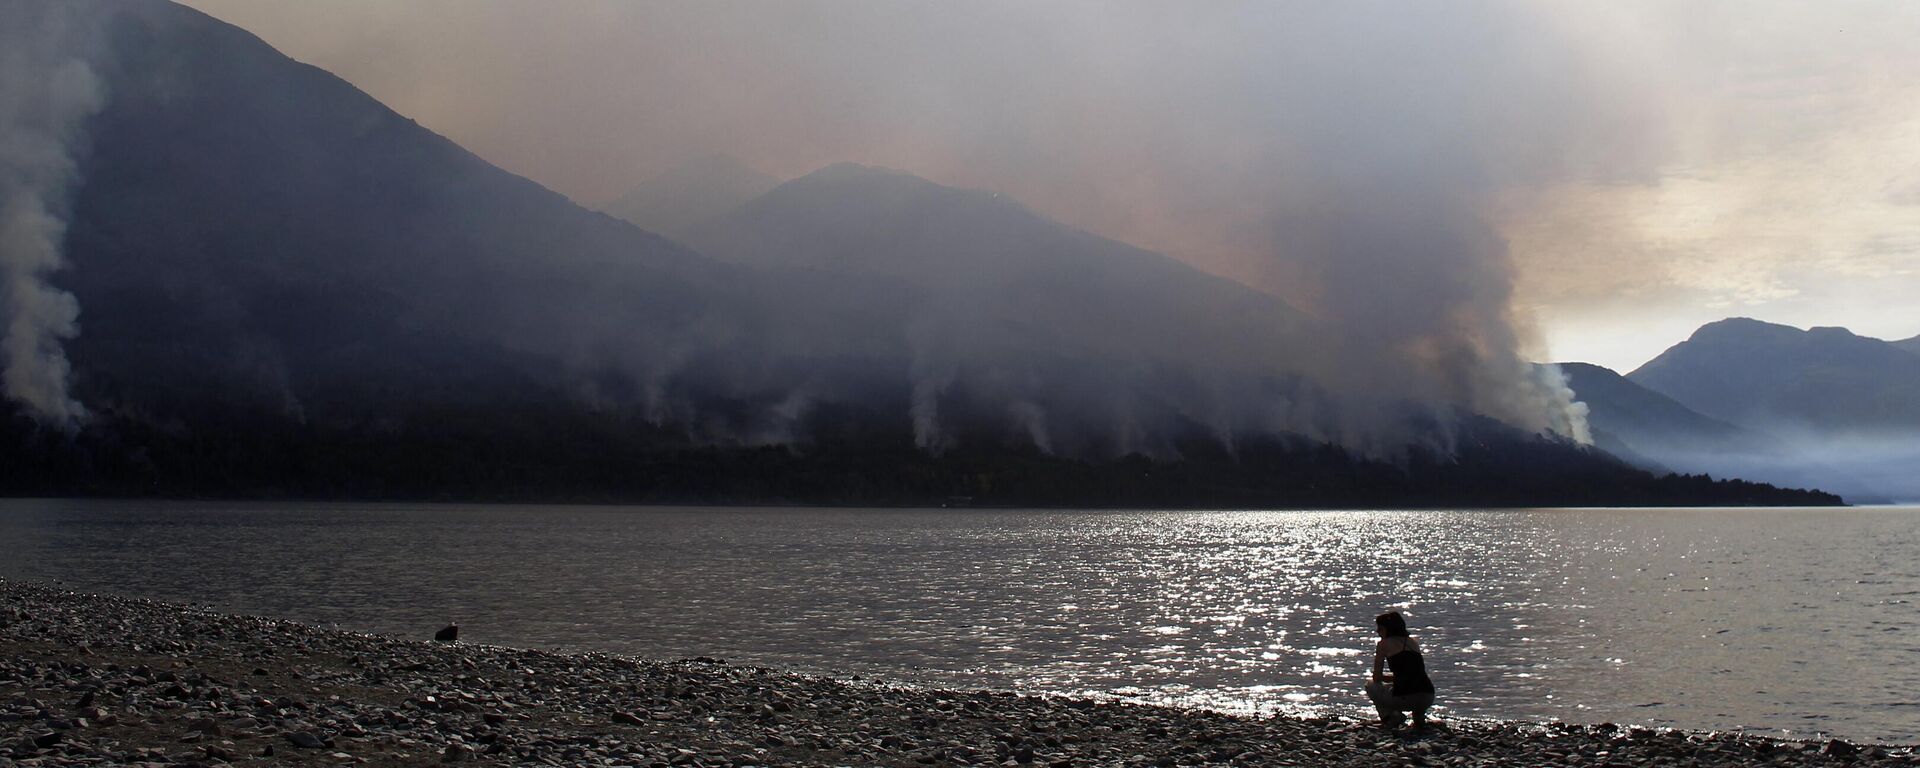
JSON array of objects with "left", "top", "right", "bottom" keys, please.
[
  {"left": 1623, "top": 318, "right": 1920, "bottom": 503},
  {"left": 1629, "top": 318, "right": 1920, "bottom": 434},
  {"left": 601, "top": 154, "right": 779, "bottom": 241},
  {"left": 1894, "top": 334, "right": 1920, "bottom": 356},
  {"left": 1559, "top": 362, "right": 1772, "bottom": 458},
  {"left": 1558, "top": 362, "right": 1883, "bottom": 500}
]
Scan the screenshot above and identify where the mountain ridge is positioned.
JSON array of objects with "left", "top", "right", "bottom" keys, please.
[
  {"left": 60, "top": 0, "right": 932, "bottom": 443},
  {"left": 691, "top": 161, "right": 1319, "bottom": 365},
  {"left": 1628, "top": 317, "right": 1920, "bottom": 433},
  {"left": 1894, "top": 334, "right": 1920, "bottom": 356},
  {"left": 601, "top": 153, "right": 780, "bottom": 240},
  {"left": 1559, "top": 362, "right": 1773, "bottom": 456},
  {"left": 0, "top": 1, "right": 1841, "bottom": 508},
  {"left": 1617, "top": 317, "right": 1920, "bottom": 502},
  {"left": 687, "top": 161, "right": 1337, "bottom": 456}
]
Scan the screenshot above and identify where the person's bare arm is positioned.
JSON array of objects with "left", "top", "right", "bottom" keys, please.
[{"left": 1372, "top": 637, "right": 1408, "bottom": 682}]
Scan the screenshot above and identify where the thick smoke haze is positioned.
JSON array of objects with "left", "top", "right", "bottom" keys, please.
[
  {"left": 0, "top": 3, "right": 107, "bottom": 429},
  {"left": 172, "top": 0, "right": 1683, "bottom": 447},
  {"left": 20, "top": 1, "right": 1912, "bottom": 465},
  {"left": 179, "top": 1, "right": 1920, "bottom": 374}
]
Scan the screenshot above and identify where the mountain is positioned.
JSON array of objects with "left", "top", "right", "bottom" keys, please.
[
  {"left": 1894, "top": 334, "right": 1920, "bottom": 356},
  {"left": 1629, "top": 318, "right": 1920, "bottom": 434},
  {"left": 686, "top": 163, "right": 1327, "bottom": 456},
  {"left": 1559, "top": 362, "right": 1866, "bottom": 499},
  {"left": 54, "top": 0, "right": 905, "bottom": 433},
  {"left": 1625, "top": 318, "right": 1920, "bottom": 502},
  {"left": 1560, "top": 362, "right": 1771, "bottom": 459},
  {"left": 0, "top": 2, "right": 1839, "bottom": 507},
  {"left": 601, "top": 154, "right": 779, "bottom": 241}
]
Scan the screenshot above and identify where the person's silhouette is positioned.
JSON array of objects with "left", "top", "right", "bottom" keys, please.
[{"left": 1364, "top": 610, "right": 1435, "bottom": 729}]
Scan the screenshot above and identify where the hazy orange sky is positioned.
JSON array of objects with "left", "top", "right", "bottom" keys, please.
[{"left": 179, "top": 1, "right": 1920, "bottom": 372}]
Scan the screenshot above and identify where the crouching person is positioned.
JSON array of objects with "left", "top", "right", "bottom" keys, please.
[{"left": 1365, "top": 610, "right": 1435, "bottom": 729}]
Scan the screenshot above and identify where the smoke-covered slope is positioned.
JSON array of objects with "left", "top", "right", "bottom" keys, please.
[
  {"left": 601, "top": 154, "right": 780, "bottom": 241},
  {"left": 1562, "top": 362, "right": 1771, "bottom": 458},
  {"left": 54, "top": 1, "right": 1333, "bottom": 459},
  {"left": 0, "top": 2, "right": 1842, "bottom": 507},
  {"left": 689, "top": 163, "right": 1342, "bottom": 456},
  {"left": 691, "top": 163, "right": 1318, "bottom": 354},
  {"left": 1557, "top": 361, "right": 1857, "bottom": 498},
  {"left": 55, "top": 0, "right": 907, "bottom": 434}
]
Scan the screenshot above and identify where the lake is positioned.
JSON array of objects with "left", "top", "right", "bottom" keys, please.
[{"left": 2, "top": 500, "right": 1915, "bottom": 743}]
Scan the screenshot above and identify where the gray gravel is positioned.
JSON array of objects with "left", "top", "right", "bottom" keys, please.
[{"left": 2, "top": 579, "right": 1912, "bottom": 767}]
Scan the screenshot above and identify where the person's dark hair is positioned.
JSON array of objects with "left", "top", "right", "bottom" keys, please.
[{"left": 1375, "top": 611, "right": 1411, "bottom": 638}]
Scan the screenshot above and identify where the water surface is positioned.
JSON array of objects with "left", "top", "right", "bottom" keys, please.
[{"left": 2, "top": 500, "right": 1915, "bottom": 743}]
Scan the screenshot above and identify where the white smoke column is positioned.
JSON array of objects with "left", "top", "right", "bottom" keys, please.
[
  {"left": 906, "top": 315, "right": 960, "bottom": 453},
  {"left": 1008, "top": 400, "right": 1053, "bottom": 454},
  {"left": 0, "top": 4, "right": 107, "bottom": 429},
  {"left": 909, "top": 371, "right": 953, "bottom": 452},
  {"left": 1532, "top": 363, "right": 1592, "bottom": 445}
]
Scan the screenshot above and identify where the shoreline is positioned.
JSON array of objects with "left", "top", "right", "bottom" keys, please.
[
  {"left": 3, "top": 580, "right": 1910, "bottom": 767},
  {"left": 0, "top": 495, "right": 1867, "bottom": 512}
]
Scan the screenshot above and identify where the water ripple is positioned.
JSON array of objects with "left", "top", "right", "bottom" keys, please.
[{"left": 2, "top": 501, "right": 1916, "bottom": 743}]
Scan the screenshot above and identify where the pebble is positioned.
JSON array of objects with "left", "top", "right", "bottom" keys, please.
[{"left": 287, "top": 730, "right": 328, "bottom": 748}]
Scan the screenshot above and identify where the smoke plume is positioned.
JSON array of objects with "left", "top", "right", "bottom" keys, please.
[{"left": 0, "top": 4, "right": 106, "bottom": 429}]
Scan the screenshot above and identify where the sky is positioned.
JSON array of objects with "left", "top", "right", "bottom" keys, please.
[{"left": 178, "top": 0, "right": 1920, "bottom": 373}]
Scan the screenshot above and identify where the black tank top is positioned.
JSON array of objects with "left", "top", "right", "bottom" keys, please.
[{"left": 1387, "top": 645, "right": 1435, "bottom": 695}]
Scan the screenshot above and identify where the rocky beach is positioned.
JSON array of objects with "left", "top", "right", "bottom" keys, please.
[{"left": 1, "top": 580, "right": 1910, "bottom": 767}]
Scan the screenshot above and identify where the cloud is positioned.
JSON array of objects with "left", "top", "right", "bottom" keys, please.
[{"left": 1482, "top": 1, "right": 1920, "bottom": 364}]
